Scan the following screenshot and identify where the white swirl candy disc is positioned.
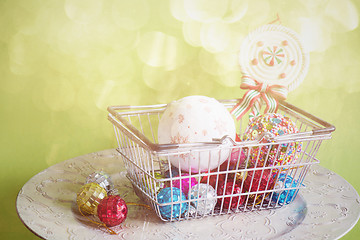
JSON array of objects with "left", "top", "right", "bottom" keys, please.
[
  {"left": 158, "top": 96, "right": 236, "bottom": 173},
  {"left": 239, "top": 24, "right": 309, "bottom": 91}
]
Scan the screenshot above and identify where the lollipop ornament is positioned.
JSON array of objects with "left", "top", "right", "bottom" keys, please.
[{"left": 231, "top": 24, "right": 309, "bottom": 121}]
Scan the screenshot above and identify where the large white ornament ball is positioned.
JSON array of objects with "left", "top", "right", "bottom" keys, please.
[{"left": 158, "top": 96, "right": 236, "bottom": 173}]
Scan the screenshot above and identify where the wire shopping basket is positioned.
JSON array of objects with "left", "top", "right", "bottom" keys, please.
[{"left": 107, "top": 99, "right": 335, "bottom": 222}]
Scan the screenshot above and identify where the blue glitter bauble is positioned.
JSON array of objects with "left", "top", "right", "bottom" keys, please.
[
  {"left": 271, "top": 173, "right": 300, "bottom": 205},
  {"left": 157, "top": 187, "right": 188, "bottom": 220}
]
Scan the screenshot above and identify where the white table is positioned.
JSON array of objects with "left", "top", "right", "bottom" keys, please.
[{"left": 16, "top": 149, "right": 360, "bottom": 239}]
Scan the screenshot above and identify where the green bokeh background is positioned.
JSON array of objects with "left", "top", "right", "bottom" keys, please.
[{"left": 1, "top": 0, "right": 360, "bottom": 239}]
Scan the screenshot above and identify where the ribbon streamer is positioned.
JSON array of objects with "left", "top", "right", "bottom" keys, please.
[{"left": 231, "top": 75, "right": 288, "bottom": 120}]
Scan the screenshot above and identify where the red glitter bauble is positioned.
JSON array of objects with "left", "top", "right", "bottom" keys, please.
[
  {"left": 217, "top": 180, "right": 245, "bottom": 209},
  {"left": 97, "top": 195, "right": 128, "bottom": 227},
  {"left": 243, "top": 169, "right": 277, "bottom": 205},
  {"left": 200, "top": 170, "right": 226, "bottom": 189},
  {"left": 243, "top": 169, "right": 276, "bottom": 192},
  {"left": 229, "top": 148, "right": 247, "bottom": 167}
]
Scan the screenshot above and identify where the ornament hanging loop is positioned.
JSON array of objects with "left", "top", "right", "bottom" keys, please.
[
  {"left": 269, "top": 13, "right": 282, "bottom": 25},
  {"left": 77, "top": 205, "right": 117, "bottom": 235}
]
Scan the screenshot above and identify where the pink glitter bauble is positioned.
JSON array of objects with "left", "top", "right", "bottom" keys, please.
[
  {"left": 97, "top": 195, "right": 128, "bottom": 227},
  {"left": 170, "top": 173, "right": 198, "bottom": 197}
]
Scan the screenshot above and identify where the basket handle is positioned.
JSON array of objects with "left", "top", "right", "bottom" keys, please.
[
  {"left": 213, "top": 130, "right": 333, "bottom": 147},
  {"left": 280, "top": 101, "right": 336, "bottom": 135}
]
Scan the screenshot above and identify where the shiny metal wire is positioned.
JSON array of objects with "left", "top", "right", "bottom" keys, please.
[{"left": 108, "top": 99, "right": 335, "bottom": 222}]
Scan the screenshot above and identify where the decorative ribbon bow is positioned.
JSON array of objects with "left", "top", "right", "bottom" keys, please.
[{"left": 230, "top": 75, "right": 288, "bottom": 120}]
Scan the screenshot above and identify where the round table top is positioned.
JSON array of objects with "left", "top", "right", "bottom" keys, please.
[{"left": 16, "top": 149, "right": 360, "bottom": 240}]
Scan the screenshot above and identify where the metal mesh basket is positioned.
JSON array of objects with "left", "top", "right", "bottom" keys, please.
[{"left": 107, "top": 99, "right": 335, "bottom": 222}]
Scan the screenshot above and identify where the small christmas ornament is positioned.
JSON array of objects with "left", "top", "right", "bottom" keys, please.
[
  {"left": 107, "top": 188, "right": 120, "bottom": 196},
  {"left": 187, "top": 204, "right": 198, "bottom": 217},
  {"left": 201, "top": 168, "right": 229, "bottom": 189},
  {"left": 243, "top": 113, "right": 301, "bottom": 167},
  {"left": 229, "top": 147, "right": 247, "bottom": 168},
  {"left": 75, "top": 176, "right": 151, "bottom": 235},
  {"left": 243, "top": 169, "right": 277, "bottom": 205},
  {"left": 157, "top": 187, "right": 188, "bottom": 220},
  {"left": 218, "top": 149, "right": 247, "bottom": 180},
  {"left": 217, "top": 180, "right": 245, "bottom": 210},
  {"left": 85, "top": 171, "right": 114, "bottom": 193},
  {"left": 158, "top": 95, "right": 236, "bottom": 173},
  {"left": 271, "top": 173, "right": 300, "bottom": 205},
  {"left": 231, "top": 24, "right": 309, "bottom": 120},
  {"left": 163, "top": 166, "right": 180, "bottom": 178},
  {"left": 76, "top": 182, "right": 107, "bottom": 215},
  {"left": 97, "top": 195, "right": 128, "bottom": 227},
  {"left": 143, "top": 171, "right": 166, "bottom": 196},
  {"left": 169, "top": 173, "right": 198, "bottom": 197},
  {"left": 188, "top": 183, "right": 217, "bottom": 216},
  {"left": 238, "top": 24, "right": 309, "bottom": 92}
]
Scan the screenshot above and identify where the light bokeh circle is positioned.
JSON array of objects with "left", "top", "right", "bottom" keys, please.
[
  {"left": 239, "top": 24, "right": 309, "bottom": 91},
  {"left": 184, "top": 0, "right": 229, "bottom": 23},
  {"left": 111, "top": 0, "right": 149, "bottom": 31},
  {"left": 64, "top": 0, "right": 103, "bottom": 24},
  {"left": 137, "top": 31, "right": 187, "bottom": 70}
]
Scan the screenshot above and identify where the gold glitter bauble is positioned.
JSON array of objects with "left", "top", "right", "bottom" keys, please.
[{"left": 76, "top": 182, "right": 107, "bottom": 215}]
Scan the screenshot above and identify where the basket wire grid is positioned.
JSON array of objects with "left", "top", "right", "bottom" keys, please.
[{"left": 107, "top": 99, "right": 335, "bottom": 222}]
